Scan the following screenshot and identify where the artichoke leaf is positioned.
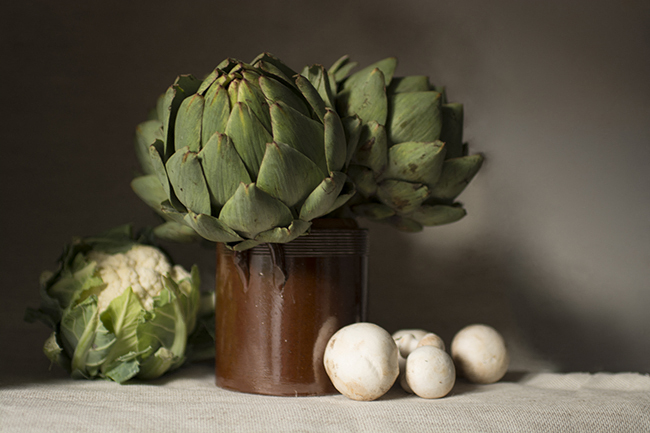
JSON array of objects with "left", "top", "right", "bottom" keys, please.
[
  {"left": 298, "top": 171, "right": 348, "bottom": 221},
  {"left": 259, "top": 75, "right": 310, "bottom": 117},
  {"left": 131, "top": 175, "right": 167, "bottom": 216},
  {"left": 295, "top": 74, "right": 327, "bottom": 122},
  {"left": 161, "top": 75, "right": 202, "bottom": 158},
  {"left": 183, "top": 211, "right": 243, "bottom": 243},
  {"left": 135, "top": 120, "right": 164, "bottom": 175},
  {"left": 255, "top": 219, "right": 312, "bottom": 244},
  {"left": 198, "top": 133, "right": 251, "bottom": 208},
  {"left": 237, "top": 78, "right": 272, "bottom": 132},
  {"left": 440, "top": 103, "right": 464, "bottom": 159},
  {"left": 346, "top": 164, "right": 378, "bottom": 197},
  {"left": 299, "top": 64, "right": 335, "bottom": 109},
  {"left": 408, "top": 204, "right": 467, "bottom": 226},
  {"left": 387, "top": 91, "right": 442, "bottom": 144},
  {"left": 386, "top": 215, "right": 424, "bottom": 232},
  {"left": 256, "top": 141, "right": 324, "bottom": 208},
  {"left": 165, "top": 147, "right": 211, "bottom": 215},
  {"left": 226, "top": 102, "right": 274, "bottom": 179},
  {"left": 269, "top": 102, "right": 328, "bottom": 176},
  {"left": 377, "top": 179, "right": 430, "bottom": 215},
  {"left": 160, "top": 200, "right": 188, "bottom": 225},
  {"left": 351, "top": 203, "right": 396, "bottom": 220},
  {"left": 387, "top": 76, "right": 430, "bottom": 94},
  {"left": 251, "top": 53, "right": 298, "bottom": 83},
  {"left": 341, "top": 57, "right": 397, "bottom": 91},
  {"left": 385, "top": 140, "right": 446, "bottom": 186},
  {"left": 219, "top": 183, "right": 294, "bottom": 239},
  {"left": 342, "top": 115, "right": 362, "bottom": 168},
  {"left": 202, "top": 84, "right": 231, "bottom": 145},
  {"left": 174, "top": 93, "right": 204, "bottom": 152},
  {"left": 152, "top": 221, "right": 200, "bottom": 243},
  {"left": 428, "top": 154, "right": 484, "bottom": 201},
  {"left": 353, "top": 121, "right": 388, "bottom": 174},
  {"left": 329, "top": 55, "right": 358, "bottom": 84},
  {"left": 323, "top": 109, "right": 347, "bottom": 173},
  {"left": 342, "top": 68, "right": 388, "bottom": 126}
]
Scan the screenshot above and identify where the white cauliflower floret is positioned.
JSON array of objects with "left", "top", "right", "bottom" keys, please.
[{"left": 87, "top": 245, "right": 189, "bottom": 312}]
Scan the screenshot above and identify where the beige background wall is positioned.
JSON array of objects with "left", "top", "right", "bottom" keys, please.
[{"left": 2, "top": 0, "right": 648, "bottom": 377}]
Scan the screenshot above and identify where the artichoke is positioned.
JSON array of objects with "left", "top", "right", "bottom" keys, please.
[
  {"left": 132, "top": 53, "right": 356, "bottom": 251},
  {"left": 320, "top": 56, "right": 484, "bottom": 232},
  {"left": 25, "top": 225, "right": 214, "bottom": 383}
]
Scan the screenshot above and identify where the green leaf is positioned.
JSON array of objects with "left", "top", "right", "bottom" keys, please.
[
  {"left": 269, "top": 102, "right": 328, "bottom": 175},
  {"left": 408, "top": 204, "right": 467, "bottom": 226},
  {"left": 198, "top": 133, "right": 251, "bottom": 208},
  {"left": 255, "top": 219, "right": 312, "bottom": 243},
  {"left": 342, "top": 115, "right": 362, "bottom": 168},
  {"left": 387, "top": 91, "right": 442, "bottom": 144},
  {"left": 352, "top": 121, "right": 388, "bottom": 175},
  {"left": 237, "top": 77, "right": 272, "bottom": 132},
  {"left": 48, "top": 256, "right": 99, "bottom": 308},
  {"left": 386, "top": 215, "right": 424, "bottom": 232},
  {"left": 202, "top": 84, "right": 231, "bottom": 145},
  {"left": 298, "top": 171, "right": 348, "bottom": 221},
  {"left": 342, "top": 57, "right": 397, "bottom": 91},
  {"left": 219, "top": 183, "right": 294, "bottom": 239},
  {"left": 346, "top": 164, "right": 378, "bottom": 197},
  {"left": 60, "top": 296, "right": 100, "bottom": 373},
  {"left": 428, "top": 154, "right": 484, "bottom": 201},
  {"left": 259, "top": 75, "right": 310, "bottom": 117},
  {"left": 377, "top": 179, "right": 430, "bottom": 214},
  {"left": 152, "top": 221, "right": 200, "bottom": 243},
  {"left": 131, "top": 175, "right": 167, "bottom": 216},
  {"left": 161, "top": 75, "right": 202, "bottom": 158},
  {"left": 166, "top": 147, "right": 211, "bottom": 215},
  {"left": 226, "top": 102, "right": 274, "bottom": 179},
  {"left": 135, "top": 120, "right": 164, "bottom": 175},
  {"left": 183, "top": 211, "right": 244, "bottom": 243},
  {"left": 351, "top": 203, "right": 395, "bottom": 220},
  {"left": 256, "top": 142, "right": 324, "bottom": 208},
  {"left": 174, "top": 93, "right": 204, "bottom": 152},
  {"left": 341, "top": 68, "right": 388, "bottom": 126},
  {"left": 323, "top": 109, "right": 347, "bottom": 173},
  {"left": 385, "top": 141, "right": 446, "bottom": 186},
  {"left": 387, "top": 76, "right": 430, "bottom": 94},
  {"left": 137, "top": 347, "right": 178, "bottom": 380},
  {"left": 329, "top": 55, "right": 358, "bottom": 83},
  {"left": 251, "top": 53, "right": 298, "bottom": 83},
  {"left": 295, "top": 74, "right": 327, "bottom": 122},
  {"left": 43, "top": 332, "right": 68, "bottom": 369},
  {"left": 440, "top": 103, "right": 464, "bottom": 159},
  {"left": 84, "top": 320, "right": 116, "bottom": 377},
  {"left": 299, "top": 65, "right": 335, "bottom": 109},
  {"left": 104, "top": 359, "right": 140, "bottom": 383}
]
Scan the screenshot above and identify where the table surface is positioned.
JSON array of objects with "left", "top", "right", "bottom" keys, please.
[{"left": 2, "top": 363, "right": 649, "bottom": 433}]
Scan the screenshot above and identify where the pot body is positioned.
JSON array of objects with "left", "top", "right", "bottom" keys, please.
[{"left": 215, "top": 221, "right": 368, "bottom": 396}]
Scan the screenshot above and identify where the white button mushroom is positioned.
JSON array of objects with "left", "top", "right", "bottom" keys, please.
[
  {"left": 405, "top": 346, "right": 456, "bottom": 399},
  {"left": 451, "top": 324, "right": 509, "bottom": 384},
  {"left": 416, "top": 332, "right": 446, "bottom": 351},
  {"left": 392, "top": 330, "right": 447, "bottom": 394},
  {"left": 324, "top": 322, "right": 399, "bottom": 401}
]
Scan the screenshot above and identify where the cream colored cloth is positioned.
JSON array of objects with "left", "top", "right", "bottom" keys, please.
[{"left": 2, "top": 365, "right": 649, "bottom": 432}]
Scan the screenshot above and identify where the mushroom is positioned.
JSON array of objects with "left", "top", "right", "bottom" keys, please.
[
  {"left": 324, "top": 322, "right": 399, "bottom": 401},
  {"left": 392, "top": 330, "right": 446, "bottom": 394},
  {"left": 417, "top": 332, "right": 446, "bottom": 351},
  {"left": 405, "top": 346, "right": 456, "bottom": 399},
  {"left": 450, "top": 324, "right": 509, "bottom": 384}
]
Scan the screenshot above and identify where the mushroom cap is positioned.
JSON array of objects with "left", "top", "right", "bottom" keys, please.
[
  {"left": 416, "top": 332, "right": 446, "bottom": 351},
  {"left": 406, "top": 346, "right": 456, "bottom": 399},
  {"left": 451, "top": 324, "right": 509, "bottom": 384},
  {"left": 324, "top": 322, "right": 399, "bottom": 401}
]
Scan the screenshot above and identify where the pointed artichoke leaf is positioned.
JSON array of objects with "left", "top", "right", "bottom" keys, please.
[
  {"left": 183, "top": 211, "right": 244, "bottom": 243},
  {"left": 295, "top": 74, "right": 327, "bottom": 122},
  {"left": 202, "top": 84, "right": 231, "bottom": 145},
  {"left": 387, "top": 91, "right": 442, "bottom": 144},
  {"left": 440, "top": 103, "right": 464, "bottom": 159},
  {"left": 174, "top": 93, "right": 204, "bottom": 152},
  {"left": 269, "top": 102, "right": 328, "bottom": 175},
  {"left": 259, "top": 75, "right": 310, "bottom": 117},
  {"left": 152, "top": 221, "right": 200, "bottom": 243},
  {"left": 255, "top": 219, "right": 312, "bottom": 244},
  {"left": 230, "top": 239, "right": 261, "bottom": 251},
  {"left": 428, "top": 154, "right": 484, "bottom": 201},
  {"left": 341, "top": 57, "right": 397, "bottom": 91},
  {"left": 351, "top": 203, "right": 396, "bottom": 220},
  {"left": 329, "top": 55, "right": 358, "bottom": 83},
  {"left": 344, "top": 68, "right": 388, "bottom": 126},
  {"left": 377, "top": 179, "right": 430, "bottom": 215},
  {"left": 256, "top": 142, "right": 324, "bottom": 208},
  {"left": 324, "top": 109, "right": 347, "bottom": 173},
  {"left": 149, "top": 140, "right": 171, "bottom": 199},
  {"left": 199, "top": 132, "right": 251, "bottom": 208},
  {"left": 299, "top": 171, "right": 348, "bottom": 221},
  {"left": 251, "top": 53, "right": 298, "bottom": 82},
  {"left": 342, "top": 115, "right": 362, "bottom": 168},
  {"left": 135, "top": 120, "right": 164, "bottom": 175},
  {"left": 387, "top": 76, "right": 430, "bottom": 94},
  {"left": 385, "top": 141, "right": 447, "bottom": 186},
  {"left": 165, "top": 147, "right": 212, "bottom": 215},
  {"left": 225, "top": 102, "right": 274, "bottom": 179},
  {"left": 161, "top": 75, "right": 201, "bottom": 158},
  {"left": 386, "top": 215, "right": 424, "bottom": 232},
  {"left": 352, "top": 121, "right": 388, "bottom": 174},
  {"left": 346, "top": 164, "right": 378, "bottom": 197},
  {"left": 160, "top": 200, "right": 187, "bottom": 225},
  {"left": 219, "top": 183, "right": 293, "bottom": 239},
  {"left": 409, "top": 204, "right": 467, "bottom": 226},
  {"left": 325, "top": 175, "right": 356, "bottom": 215},
  {"left": 196, "top": 68, "right": 221, "bottom": 95},
  {"left": 237, "top": 77, "right": 272, "bottom": 132},
  {"left": 131, "top": 175, "right": 167, "bottom": 216},
  {"left": 300, "top": 65, "right": 335, "bottom": 109}
]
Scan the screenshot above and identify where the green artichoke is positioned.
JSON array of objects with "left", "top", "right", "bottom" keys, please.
[
  {"left": 132, "top": 53, "right": 356, "bottom": 251},
  {"left": 321, "top": 56, "right": 484, "bottom": 232},
  {"left": 25, "top": 225, "right": 214, "bottom": 383}
]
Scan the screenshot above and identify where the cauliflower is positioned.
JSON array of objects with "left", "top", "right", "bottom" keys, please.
[{"left": 87, "top": 245, "right": 191, "bottom": 312}]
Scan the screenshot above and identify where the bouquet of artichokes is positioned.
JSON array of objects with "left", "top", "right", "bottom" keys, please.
[{"left": 25, "top": 225, "right": 214, "bottom": 383}]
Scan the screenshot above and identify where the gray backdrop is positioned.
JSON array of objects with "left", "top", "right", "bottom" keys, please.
[{"left": 2, "top": 0, "right": 648, "bottom": 379}]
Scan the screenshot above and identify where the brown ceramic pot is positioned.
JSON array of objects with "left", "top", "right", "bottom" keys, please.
[{"left": 215, "top": 219, "right": 368, "bottom": 396}]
